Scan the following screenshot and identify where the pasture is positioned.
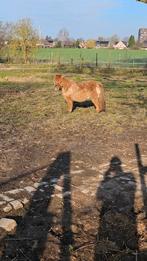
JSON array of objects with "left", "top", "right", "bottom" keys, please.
[
  {"left": 32, "top": 48, "right": 147, "bottom": 67},
  {"left": 0, "top": 64, "right": 147, "bottom": 260}
]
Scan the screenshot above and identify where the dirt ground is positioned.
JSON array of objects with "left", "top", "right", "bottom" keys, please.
[{"left": 0, "top": 66, "right": 147, "bottom": 260}]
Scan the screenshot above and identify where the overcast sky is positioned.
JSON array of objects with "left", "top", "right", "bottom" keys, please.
[{"left": 0, "top": 0, "right": 147, "bottom": 39}]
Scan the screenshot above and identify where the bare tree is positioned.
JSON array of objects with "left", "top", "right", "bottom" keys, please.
[
  {"left": 97, "top": 36, "right": 106, "bottom": 42},
  {"left": 109, "top": 34, "right": 119, "bottom": 47},
  {"left": 0, "top": 22, "right": 5, "bottom": 48},
  {"left": 57, "top": 28, "right": 69, "bottom": 47},
  {"left": 137, "top": 0, "right": 147, "bottom": 3},
  {"left": 11, "top": 18, "right": 39, "bottom": 63},
  {"left": 0, "top": 22, "right": 12, "bottom": 49}
]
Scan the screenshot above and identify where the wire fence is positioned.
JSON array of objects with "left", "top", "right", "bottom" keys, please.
[
  {"left": 1, "top": 52, "right": 147, "bottom": 69},
  {"left": 27, "top": 53, "right": 147, "bottom": 69}
]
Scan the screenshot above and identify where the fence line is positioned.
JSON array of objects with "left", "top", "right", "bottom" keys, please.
[
  {"left": 0, "top": 56, "right": 147, "bottom": 69},
  {"left": 0, "top": 63, "right": 147, "bottom": 71}
]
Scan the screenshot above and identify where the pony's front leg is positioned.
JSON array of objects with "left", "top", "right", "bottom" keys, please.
[{"left": 64, "top": 96, "right": 73, "bottom": 112}]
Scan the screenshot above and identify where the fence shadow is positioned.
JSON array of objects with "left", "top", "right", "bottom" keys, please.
[
  {"left": 94, "top": 156, "right": 138, "bottom": 261},
  {"left": 135, "top": 144, "right": 147, "bottom": 260},
  {"left": 135, "top": 144, "right": 147, "bottom": 218},
  {"left": 1, "top": 151, "right": 73, "bottom": 261}
]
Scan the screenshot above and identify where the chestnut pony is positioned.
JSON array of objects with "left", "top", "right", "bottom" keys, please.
[{"left": 54, "top": 74, "right": 106, "bottom": 112}]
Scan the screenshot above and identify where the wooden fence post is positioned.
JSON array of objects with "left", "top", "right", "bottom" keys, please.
[
  {"left": 58, "top": 56, "right": 61, "bottom": 66},
  {"left": 96, "top": 53, "right": 98, "bottom": 67}
]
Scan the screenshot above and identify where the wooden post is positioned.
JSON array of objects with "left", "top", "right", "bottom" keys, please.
[
  {"left": 58, "top": 56, "right": 61, "bottom": 66},
  {"left": 96, "top": 53, "right": 98, "bottom": 67},
  {"left": 80, "top": 54, "right": 82, "bottom": 70}
]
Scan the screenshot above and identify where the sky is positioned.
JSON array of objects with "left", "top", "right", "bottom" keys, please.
[{"left": 0, "top": 0, "right": 147, "bottom": 40}]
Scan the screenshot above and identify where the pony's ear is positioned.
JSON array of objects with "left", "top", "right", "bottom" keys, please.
[
  {"left": 54, "top": 74, "right": 63, "bottom": 88},
  {"left": 55, "top": 74, "right": 62, "bottom": 80}
]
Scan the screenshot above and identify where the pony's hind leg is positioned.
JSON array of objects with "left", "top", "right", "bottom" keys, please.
[{"left": 91, "top": 97, "right": 100, "bottom": 112}]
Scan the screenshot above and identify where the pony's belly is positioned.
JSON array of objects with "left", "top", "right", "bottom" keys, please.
[{"left": 72, "top": 93, "right": 91, "bottom": 102}]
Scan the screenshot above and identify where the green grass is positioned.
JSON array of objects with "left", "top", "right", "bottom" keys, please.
[
  {"left": 1, "top": 47, "right": 147, "bottom": 67},
  {"left": 32, "top": 48, "right": 147, "bottom": 67},
  {"left": 0, "top": 65, "right": 146, "bottom": 133}
]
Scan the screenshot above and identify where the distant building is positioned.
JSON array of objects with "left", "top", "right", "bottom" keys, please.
[
  {"left": 79, "top": 41, "right": 87, "bottom": 48},
  {"left": 62, "top": 40, "right": 75, "bottom": 48},
  {"left": 138, "top": 28, "right": 147, "bottom": 48},
  {"left": 96, "top": 40, "right": 109, "bottom": 48},
  {"left": 113, "top": 41, "right": 127, "bottom": 50},
  {"left": 36, "top": 38, "right": 56, "bottom": 48}
]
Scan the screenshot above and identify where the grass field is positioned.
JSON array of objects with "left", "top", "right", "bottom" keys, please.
[
  {"left": 0, "top": 64, "right": 147, "bottom": 129},
  {"left": 32, "top": 48, "right": 147, "bottom": 67}
]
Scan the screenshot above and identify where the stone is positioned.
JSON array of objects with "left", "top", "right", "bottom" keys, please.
[
  {"left": 54, "top": 185, "right": 62, "bottom": 192},
  {"left": 39, "top": 189, "right": 44, "bottom": 192},
  {"left": 74, "top": 160, "right": 84, "bottom": 164},
  {"left": 81, "top": 189, "right": 90, "bottom": 194},
  {"left": 138, "top": 212, "right": 146, "bottom": 221},
  {"left": 40, "top": 182, "right": 49, "bottom": 185},
  {"left": 71, "top": 256, "right": 77, "bottom": 261},
  {"left": 0, "top": 194, "right": 14, "bottom": 202},
  {"left": 128, "top": 181, "right": 136, "bottom": 185},
  {"left": 119, "top": 176, "right": 131, "bottom": 181},
  {"left": 71, "top": 170, "right": 84, "bottom": 174},
  {"left": 44, "top": 184, "right": 49, "bottom": 188},
  {"left": 33, "top": 182, "right": 40, "bottom": 188},
  {"left": 10, "top": 200, "right": 23, "bottom": 210},
  {"left": 0, "top": 201, "right": 6, "bottom": 206},
  {"left": 75, "top": 165, "right": 80, "bottom": 169},
  {"left": 91, "top": 192, "right": 95, "bottom": 197},
  {"left": 56, "top": 194, "right": 62, "bottom": 199},
  {"left": 24, "top": 186, "right": 36, "bottom": 194},
  {"left": 0, "top": 218, "right": 17, "bottom": 234},
  {"left": 63, "top": 191, "right": 71, "bottom": 197},
  {"left": 50, "top": 178, "right": 58, "bottom": 184},
  {"left": 3, "top": 204, "right": 12, "bottom": 213},
  {"left": 99, "top": 163, "right": 109, "bottom": 169},
  {"left": 5, "top": 188, "right": 24, "bottom": 195},
  {"left": 71, "top": 224, "right": 78, "bottom": 233},
  {"left": 21, "top": 198, "right": 29, "bottom": 205},
  {"left": 91, "top": 166, "right": 98, "bottom": 171},
  {"left": 83, "top": 222, "right": 93, "bottom": 232}
]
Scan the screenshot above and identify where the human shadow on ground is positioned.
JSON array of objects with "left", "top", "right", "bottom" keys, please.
[
  {"left": 94, "top": 156, "right": 138, "bottom": 261},
  {"left": 1, "top": 151, "right": 73, "bottom": 261}
]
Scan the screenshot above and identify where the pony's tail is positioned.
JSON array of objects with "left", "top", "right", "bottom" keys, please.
[{"left": 96, "top": 83, "right": 106, "bottom": 111}]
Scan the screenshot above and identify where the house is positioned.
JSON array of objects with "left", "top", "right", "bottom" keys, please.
[
  {"left": 113, "top": 41, "right": 127, "bottom": 49},
  {"left": 79, "top": 41, "right": 87, "bottom": 48},
  {"left": 96, "top": 40, "right": 110, "bottom": 48},
  {"left": 61, "top": 40, "right": 75, "bottom": 48},
  {"left": 140, "top": 40, "right": 147, "bottom": 49},
  {"left": 138, "top": 28, "right": 147, "bottom": 48},
  {"left": 36, "top": 38, "right": 56, "bottom": 48}
]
